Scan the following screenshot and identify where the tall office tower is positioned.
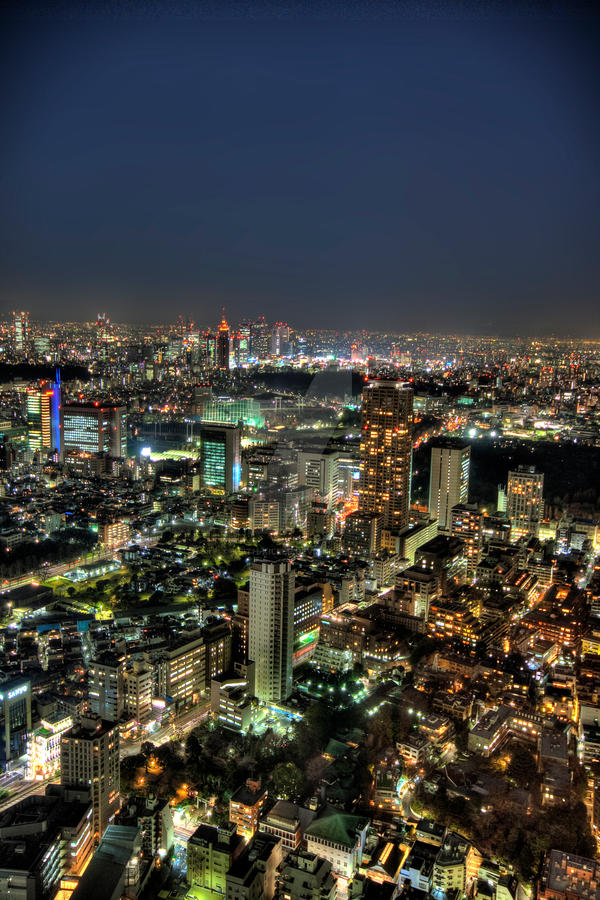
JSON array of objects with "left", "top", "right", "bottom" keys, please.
[
  {"left": 12, "top": 310, "right": 30, "bottom": 355},
  {"left": 507, "top": 466, "right": 545, "bottom": 541},
  {"left": 297, "top": 447, "right": 340, "bottom": 510},
  {"left": 200, "top": 423, "right": 241, "bottom": 494},
  {"left": 357, "top": 380, "right": 413, "bottom": 532},
  {"left": 251, "top": 317, "right": 270, "bottom": 360},
  {"left": 60, "top": 714, "right": 120, "bottom": 841},
  {"left": 271, "top": 323, "right": 291, "bottom": 356},
  {"left": 200, "top": 330, "right": 217, "bottom": 368},
  {"left": 428, "top": 439, "right": 471, "bottom": 533},
  {"left": 61, "top": 404, "right": 127, "bottom": 457},
  {"left": 235, "top": 320, "right": 251, "bottom": 366},
  {"left": 26, "top": 379, "right": 61, "bottom": 453},
  {"left": 88, "top": 651, "right": 126, "bottom": 722},
  {"left": 451, "top": 503, "right": 484, "bottom": 577},
  {"left": 248, "top": 559, "right": 294, "bottom": 704},
  {"left": 216, "top": 313, "right": 230, "bottom": 370}
]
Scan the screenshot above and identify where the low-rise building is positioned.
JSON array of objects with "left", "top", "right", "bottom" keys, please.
[
  {"left": 260, "top": 800, "right": 316, "bottom": 854},
  {"left": 276, "top": 850, "right": 337, "bottom": 900},
  {"left": 229, "top": 778, "right": 268, "bottom": 842},
  {"left": 305, "top": 808, "right": 369, "bottom": 881}
]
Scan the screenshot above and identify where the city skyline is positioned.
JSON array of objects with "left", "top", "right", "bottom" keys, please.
[{"left": 1, "top": 2, "right": 600, "bottom": 893}]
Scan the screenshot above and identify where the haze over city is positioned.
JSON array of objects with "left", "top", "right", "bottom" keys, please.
[{"left": 1, "top": 0, "right": 599, "bottom": 335}]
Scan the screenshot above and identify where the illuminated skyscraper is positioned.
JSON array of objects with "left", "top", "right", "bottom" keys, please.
[
  {"left": 61, "top": 404, "right": 127, "bottom": 458},
  {"left": 249, "top": 559, "right": 294, "bottom": 703},
  {"left": 234, "top": 320, "right": 251, "bottom": 366},
  {"left": 200, "top": 330, "right": 217, "bottom": 368},
  {"left": 271, "top": 323, "right": 291, "bottom": 356},
  {"left": 451, "top": 503, "right": 483, "bottom": 577},
  {"left": 250, "top": 317, "right": 270, "bottom": 360},
  {"left": 200, "top": 423, "right": 241, "bottom": 493},
  {"left": 27, "top": 378, "right": 61, "bottom": 453},
  {"left": 216, "top": 313, "right": 230, "bottom": 370},
  {"left": 428, "top": 440, "right": 470, "bottom": 533},
  {"left": 357, "top": 380, "right": 413, "bottom": 532},
  {"left": 507, "top": 466, "right": 544, "bottom": 540},
  {"left": 0, "top": 677, "right": 32, "bottom": 771},
  {"left": 12, "top": 310, "right": 30, "bottom": 356}
]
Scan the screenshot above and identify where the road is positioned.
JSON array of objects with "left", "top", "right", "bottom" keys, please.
[
  {"left": 1, "top": 536, "right": 160, "bottom": 594},
  {"left": 120, "top": 701, "right": 211, "bottom": 759},
  {"left": 400, "top": 779, "right": 422, "bottom": 821},
  {"left": 0, "top": 773, "right": 60, "bottom": 814}
]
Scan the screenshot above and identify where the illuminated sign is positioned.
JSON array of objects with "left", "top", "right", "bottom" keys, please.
[{"left": 0, "top": 684, "right": 29, "bottom": 702}]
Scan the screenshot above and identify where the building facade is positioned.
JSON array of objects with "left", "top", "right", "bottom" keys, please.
[
  {"left": 249, "top": 559, "right": 295, "bottom": 704},
  {"left": 357, "top": 380, "right": 413, "bottom": 533}
]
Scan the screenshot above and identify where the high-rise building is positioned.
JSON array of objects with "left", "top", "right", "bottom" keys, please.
[
  {"left": 507, "top": 466, "right": 544, "bottom": 540},
  {"left": 217, "top": 313, "right": 230, "bottom": 370},
  {"left": 235, "top": 320, "right": 251, "bottom": 366},
  {"left": 451, "top": 503, "right": 484, "bottom": 577},
  {"left": 124, "top": 660, "right": 154, "bottom": 724},
  {"left": 200, "top": 423, "right": 241, "bottom": 494},
  {"left": 251, "top": 317, "right": 270, "bottom": 360},
  {"left": 357, "top": 380, "right": 413, "bottom": 532},
  {"left": 26, "top": 380, "right": 61, "bottom": 453},
  {"left": 12, "top": 310, "right": 30, "bottom": 355},
  {"left": 88, "top": 651, "right": 126, "bottom": 722},
  {"left": 0, "top": 677, "right": 32, "bottom": 771},
  {"left": 428, "top": 440, "right": 470, "bottom": 533},
  {"left": 60, "top": 714, "right": 120, "bottom": 841},
  {"left": 248, "top": 559, "right": 294, "bottom": 704},
  {"left": 61, "top": 404, "right": 127, "bottom": 458},
  {"left": 200, "top": 330, "right": 217, "bottom": 368},
  {"left": 297, "top": 448, "right": 340, "bottom": 510},
  {"left": 271, "top": 323, "right": 291, "bottom": 357}
]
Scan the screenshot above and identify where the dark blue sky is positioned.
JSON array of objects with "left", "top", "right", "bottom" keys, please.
[{"left": 1, "top": 1, "right": 598, "bottom": 335}]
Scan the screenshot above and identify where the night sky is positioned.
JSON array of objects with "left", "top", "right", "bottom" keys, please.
[{"left": 1, "top": 1, "right": 599, "bottom": 335}]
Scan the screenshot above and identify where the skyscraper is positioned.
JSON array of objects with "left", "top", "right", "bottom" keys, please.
[
  {"left": 357, "top": 380, "right": 413, "bottom": 533},
  {"left": 61, "top": 404, "right": 127, "bottom": 457},
  {"left": 271, "top": 323, "right": 291, "bottom": 356},
  {"left": 88, "top": 651, "right": 126, "bottom": 722},
  {"left": 234, "top": 320, "right": 251, "bottom": 366},
  {"left": 12, "top": 310, "right": 30, "bottom": 356},
  {"left": 297, "top": 447, "right": 340, "bottom": 510},
  {"left": 428, "top": 439, "right": 471, "bottom": 533},
  {"left": 0, "top": 677, "right": 32, "bottom": 771},
  {"left": 451, "top": 503, "right": 483, "bottom": 577},
  {"left": 216, "top": 313, "right": 230, "bottom": 370},
  {"left": 200, "top": 423, "right": 241, "bottom": 494},
  {"left": 250, "top": 317, "right": 270, "bottom": 360},
  {"left": 248, "top": 559, "right": 294, "bottom": 704},
  {"left": 60, "top": 714, "right": 120, "bottom": 841},
  {"left": 507, "top": 466, "right": 544, "bottom": 540},
  {"left": 26, "top": 379, "right": 61, "bottom": 453}
]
